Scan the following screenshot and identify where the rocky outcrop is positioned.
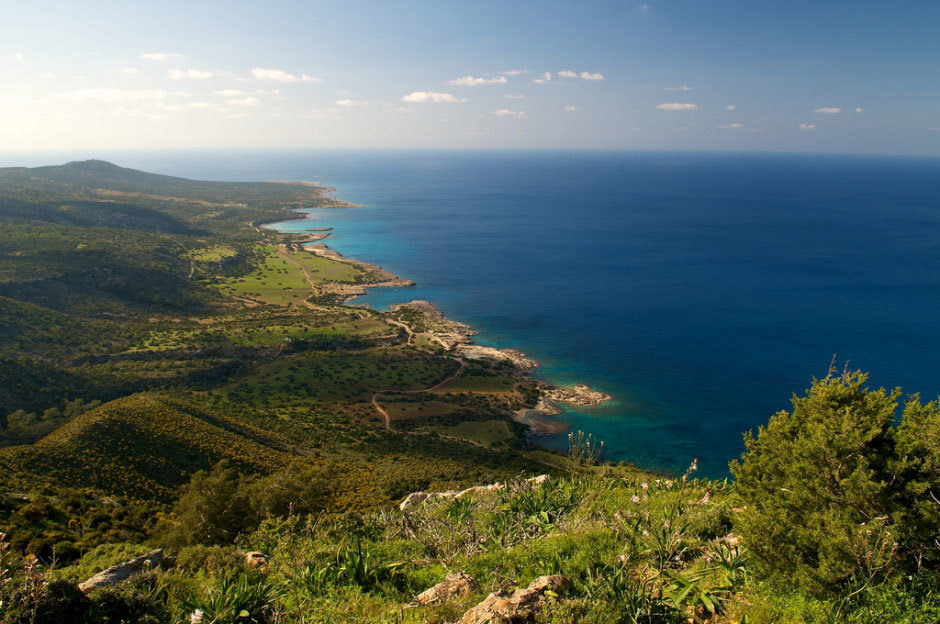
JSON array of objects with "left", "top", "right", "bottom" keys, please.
[
  {"left": 78, "top": 549, "right": 164, "bottom": 593},
  {"left": 455, "top": 345, "right": 537, "bottom": 372},
  {"left": 542, "top": 384, "right": 611, "bottom": 407},
  {"left": 400, "top": 475, "right": 550, "bottom": 512},
  {"left": 414, "top": 572, "right": 479, "bottom": 605},
  {"left": 459, "top": 574, "right": 570, "bottom": 624}
]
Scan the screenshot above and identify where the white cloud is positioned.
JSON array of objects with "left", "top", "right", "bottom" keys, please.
[
  {"left": 402, "top": 91, "right": 467, "bottom": 103},
  {"left": 580, "top": 71, "right": 604, "bottom": 80},
  {"left": 492, "top": 109, "right": 525, "bottom": 118},
  {"left": 665, "top": 85, "right": 692, "bottom": 92},
  {"left": 718, "top": 122, "right": 743, "bottom": 129},
  {"left": 251, "top": 68, "right": 311, "bottom": 83},
  {"left": 799, "top": 123, "right": 816, "bottom": 130},
  {"left": 225, "top": 112, "right": 248, "bottom": 119},
  {"left": 448, "top": 75, "right": 507, "bottom": 86},
  {"left": 928, "top": 127, "right": 939, "bottom": 132},
  {"left": 533, "top": 72, "right": 553, "bottom": 84},
  {"left": 501, "top": 69, "right": 528, "bottom": 76},
  {"left": 336, "top": 99, "right": 367, "bottom": 107},
  {"left": 638, "top": 4, "right": 651, "bottom": 15},
  {"left": 187, "top": 101, "right": 216, "bottom": 109},
  {"left": 13, "top": 52, "right": 24, "bottom": 62},
  {"left": 168, "top": 68, "right": 213, "bottom": 80},
  {"left": 139, "top": 52, "right": 182, "bottom": 62},
  {"left": 656, "top": 102, "right": 697, "bottom": 111},
  {"left": 813, "top": 107, "right": 841, "bottom": 113},
  {"left": 557, "top": 70, "right": 578, "bottom": 78},
  {"left": 503, "top": 94, "right": 525, "bottom": 99},
  {"left": 215, "top": 89, "right": 246, "bottom": 97},
  {"left": 564, "top": 105, "right": 579, "bottom": 111},
  {"left": 56, "top": 88, "right": 167, "bottom": 103},
  {"left": 725, "top": 104, "right": 736, "bottom": 110},
  {"left": 855, "top": 107, "right": 863, "bottom": 113},
  {"left": 226, "top": 96, "right": 260, "bottom": 107},
  {"left": 154, "top": 102, "right": 185, "bottom": 111},
  {"left": 173, "top": 91, "right": 192, "bottom": 97},
  {"left": 40, "top": 72, "right": 55, "bottom": 79},
  {"left": 392, "top": 106, "right": 414, "bottom": 113},
  {"left": 123, "top": 67, "right": 139, "bottom": 74},
  {"left": 255, "top": 89, "right": 281, "bottom": 95}
]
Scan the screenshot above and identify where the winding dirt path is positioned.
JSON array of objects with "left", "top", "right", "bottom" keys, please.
[{"left": 372, "top": 360, "right": 467, "bottom": 431}]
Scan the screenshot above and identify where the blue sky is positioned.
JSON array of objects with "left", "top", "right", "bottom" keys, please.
[{"left": 2, "top": 0, "right": 939, "bottom": 153}]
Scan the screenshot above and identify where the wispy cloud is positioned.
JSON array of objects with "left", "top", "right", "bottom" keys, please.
[
  {"left": 492, "top": 109, "right": 525, "bottom": 118},
  {"left": 139, "top": 52, "right": 182, "bottom": 62},
  {"left": 225, "top": 112, "right": 249, "bottom": 119},
  {"left": 656, "top": 102, "right": 697, "bottom": 111},
  {"left": 402, "top": 91, "right": 467, "bottom": 103},
  {"left": 799, "top": 123, "right": 816, "bottom": 130},
  {"left": 251, "top": 68, "right": 321, "bottom": 83},
  {"left": 533, "top": 72, "right": 552, "bottom": 84},
  {"left": 448, "top": 75, "right": 507, "bottom": 86},
  {"left": 123, "top": 68, "right": 139, "bottom": 74},
  {"left": 13, "top": 52, "right": 24, "bottom": 62},
  {"left": 718, "top": 122, "right": 743, "bottom": 129},
  {"left": 226, "top": 96, "right": 259, "bottom": 107},
  {"left": 665, "top": 85, "right": 692, "bottom": 92},
  {"left": 336, "top": 99, "right": 368, "bottom": 107},
  {"left": 725, "top": 104, "right": 736, "bottom": 110},
  {"left": 215, "top": 89, "right": 246, "bottom": 97},
  {"left": 168, "top": 68, "right": 213, "bottom": 80},
  {"left": 855, "top": 107, "right": 863, "bottom": 113},
  {"left": 813, "top": 107, "right": 841, "bottom": 113},
  {"left": 56, "top": 88, "right": 167, "bottom": 103},
  {"left": 564, "top": 105, "right": 579, "bottom": 111},
  {"left": 557, "top": 70, "right": 604, "bottom": 81},
  {"left": 187, "top": 101, "right": 216, "bottom": 110},
  {"left": 501, "top": 69, "right": 529, "bottom": 76},
  {"left": 503, "top": 94, "right": 525, "bottom": 100}
]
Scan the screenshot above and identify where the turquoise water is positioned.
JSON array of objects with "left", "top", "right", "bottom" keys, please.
[{"left": 58, "top": 150, "right": 940, "bottom": 477}]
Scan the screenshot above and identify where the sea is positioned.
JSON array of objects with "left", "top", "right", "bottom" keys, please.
[{"left": 8, "top": 149, "right": 940, "bottom": 477}]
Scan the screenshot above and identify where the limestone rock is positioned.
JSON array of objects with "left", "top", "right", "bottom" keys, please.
[
  {"left": 459, "top": 574, "right": 570, "bottom": 624},
  {"left": 243, "top": 551, "right": 271, "bottom": 571},
  {"left": 400, "top": 476, "right": 550, "bottom": 512},
  {"left": 414, "top": 572, "right": 479, "bottom": 605},
  {"left": 78, "top": 549, "right": 163, "bottom": 593}
]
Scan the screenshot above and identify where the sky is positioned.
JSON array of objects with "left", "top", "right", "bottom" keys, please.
[{"left": 2, "top": 0, "right": 939, "bottom": 154}]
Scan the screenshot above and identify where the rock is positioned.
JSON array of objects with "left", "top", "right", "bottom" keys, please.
[
  {"left": 721, "top": 533, "right": 741, "bottom": 548},
  {"left": 400, "top": 476, "right": 551, "bottom": 512},
  {"left": 414, "top": 572, "right": 480, "bottom": 605},
  {"left": 459, "top": 575, "right": 570, "bottom": 624},
  {"left": 243, "top": 551, "right": 271, "bottom": 571},
  {"left": 542, "top": 384, "right": 612, "bottom": 407},
  {"left": 78, "top": 549, "right": 163, "bottom": 593}
]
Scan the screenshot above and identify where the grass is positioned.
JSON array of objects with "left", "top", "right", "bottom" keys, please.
[
  {"left": 430, "top": 419, "right": 516, "bottom": 447},
  {"left": 433, "top": 374, "right": 518, "bottom": 394},
  {"left": 186, "top": 245, "right": 237, "bottom": 262},
  {"left": 216, "top": 347, "right": 462, "bottom": 404},
  {"left": 383, "top": 400, "right": 460, "bottom": 421}
]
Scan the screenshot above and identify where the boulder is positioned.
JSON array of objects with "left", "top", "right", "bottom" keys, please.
[
  {"left": 459, "top": 574, "right": 570, "bottom": 624},
  {"left": 400, "top": 476, "right": 550, "bottom": 512},
  {"left": 78, "top": 549, "right": 163, "bottom": 593},
  {"left": 414, "top": 572, "right": 479, "bottom": 605},
  {"left": 243, "top": 551, "right": 271, "bottom": 571}
]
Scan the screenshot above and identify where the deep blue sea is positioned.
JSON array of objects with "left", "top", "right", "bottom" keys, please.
[{"left": 10, "top": 149, "right": 940, "bottom": 476}]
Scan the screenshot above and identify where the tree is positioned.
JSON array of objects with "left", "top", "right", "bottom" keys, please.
[
  {"left": 162, "top": 461, "right": 256, "bottom": 546},
  {"left": 730, "top": 370, "right": 940, "bottom": 593}
]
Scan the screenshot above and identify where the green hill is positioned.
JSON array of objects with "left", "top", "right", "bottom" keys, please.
[{"left": 0, "top": 395, "right": 290, "bottom": 501}]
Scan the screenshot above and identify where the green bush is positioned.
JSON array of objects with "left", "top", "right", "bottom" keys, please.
[{"left": 730, "top": 370, "right": 940, "bottom": 594}]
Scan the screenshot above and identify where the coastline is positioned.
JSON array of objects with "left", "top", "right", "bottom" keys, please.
[{"left": 268, "top": 208, "right": 613, "bottom": 439}]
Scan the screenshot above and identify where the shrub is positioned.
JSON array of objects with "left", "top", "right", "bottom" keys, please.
[{"left": 730, "top": 370, "right": 940, "bottom": 594}]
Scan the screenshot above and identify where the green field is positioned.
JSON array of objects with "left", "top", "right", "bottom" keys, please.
[
  {"left": 430, "top": 418, "right": 516, "bottom": 446},
  {"left": 434, "top": 373, "right": 518, "bottom": 394}
]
